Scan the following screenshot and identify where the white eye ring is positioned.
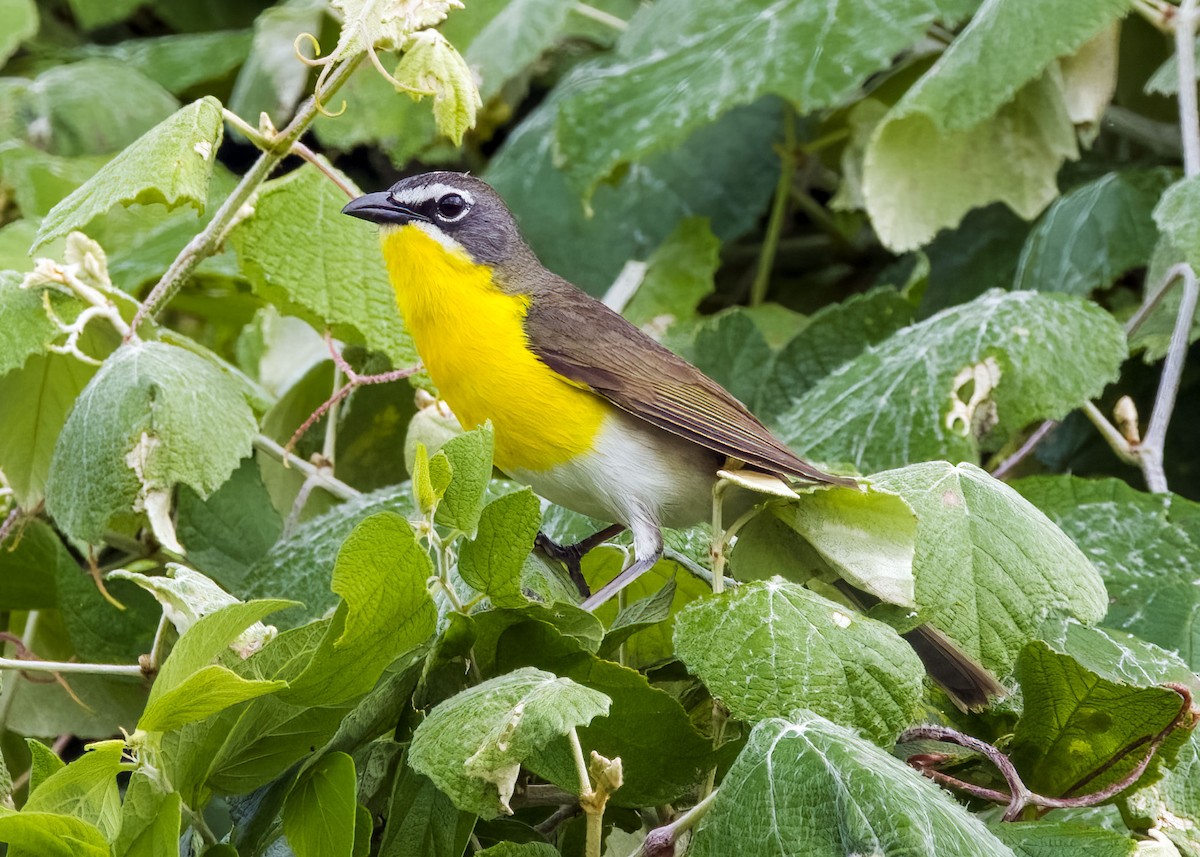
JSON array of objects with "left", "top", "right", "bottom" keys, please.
[{"left": 435, "top": 193, "right": 471, "bottom": 222}]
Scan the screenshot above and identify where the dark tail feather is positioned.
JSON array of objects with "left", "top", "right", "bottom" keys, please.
[{"left": 904, "top": 624, "right": 1006, "bottom": 712}]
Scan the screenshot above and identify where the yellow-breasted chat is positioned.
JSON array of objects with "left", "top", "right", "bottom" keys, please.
[
  {"left": 343, "top": 172, "right": 999, "bottom": 707},
  {"left": 342, "top": 171, "right": 853, "bottom": 602}
]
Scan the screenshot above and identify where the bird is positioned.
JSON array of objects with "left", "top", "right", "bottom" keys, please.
[{"left": 344, "top": 172, "right": 1003, "bottom": 709}]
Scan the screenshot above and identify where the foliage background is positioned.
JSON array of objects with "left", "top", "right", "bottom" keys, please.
[{"left": 1, "top": 0, "right": 1200, "bottom": 855}]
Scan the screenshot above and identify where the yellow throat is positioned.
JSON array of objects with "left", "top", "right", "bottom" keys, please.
[{"left": 381, "top": 225, "right": 610, "bottom": 473}]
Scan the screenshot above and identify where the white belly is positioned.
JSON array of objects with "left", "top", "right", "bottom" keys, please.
[{"left": 505, "top": 409, "right": 720, "bottom": 532}]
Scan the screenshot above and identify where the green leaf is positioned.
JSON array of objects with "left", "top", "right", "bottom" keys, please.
[
  {"left": 0, "top": 0, "right": 37, "bottom": 65},
  {"left": 776, "top": 290, "right": 1127, "bottom": 473},
  {"left": 1013, "top": 475, "right": 1200, "bottom": 669},
  {"left": 870, "top": 462, "right": 1107, "bottom": 675},
  {"left": 5, "top": 60, "right": 179, "bottom": 157},
  {"left": 1040, "top": 620, "right": 1200, "bottom": 698},
  {"left": 228, "top": 0, "right": 326, "bottom": 128},
  {"left": 0, "top": 342, "right": 100, "bottom": 510},
  {"left": 493, "top": 620, "right": 718, "bottom": 807},
  {"left": 623, "top": 217, "right": 719, "bottom": 328},
  {"left": 26, "top": 740, "right": 65, "bottom": 797},
  {"left": 459, "top": 0, "right": 571, "bottom": 102},
  {"left": 112, "top": 770, "right": 182, "bottom": 857},
  {"left": 378, "top": 767, "right": 475, "bottom": 857},
  {"left": 863, "top": 0, "right": 1129, "bottom": 250},
  {"left": 393, "top": 31, "right": 480, "bottom": 146},
  {"left": 23, "top": 741, "right": 124, "bottom": 839},
  {"left": 772, "top": 485, "right": 917, "bottom": 608},
  {"left": 755, "top": 286, "right": 917, "bottom": 424},
  {"left": 435, "top": 425, "right": 495, "bottom": 534},
  {"left": 555, "top": 0, "right": 952, "bottom": 195},
  {"left": 141, "top": 599, "right": 295, "bottom": 729},
  {"left": 66, "top": 0, "right": 142, "bottom": 29},
  {"left": 1154, "top": 175, "right": 1200, "bottom": 274},
  {"left": 0, "top": 271, "right": 83, "bottom": 375},
  {"left": 33, "top": 97, "right": 223, "bottom": 251},
  {"left": 476, "top": 845, "right": 559, "bottom": 857},
  {"left": 459, "top": 488, "right": 540, "bottom": 607},
  {"left": 408, "top": 667, "right": 610, "bottom": 818},
  {"left": 0, "top": 810, "right": 108, "bottom": 857},
  {"left": 1011, "top": 640, "right": 1186, "bottom": 797},
  {"left": 472, "top": 604, "right": 605, "bottom": 677},
  {"left": 989, "top": 821, "right": 1137, "bottom": 857},
  {"left": 227, "top": 163, "right": 416, "bottom": 367},
  {"left": 283, "top": 752, "right": 358, "bottom": 857},
  {"left": 690, "top": 713, "right": 1015, "bottom": 857},
  {"left": 176, "top": 457, "right": 283, "bottom": 590},
  {"left": 240, "top": 483, "right": 417, "bottom": 625},
  {"left": 487, "top": 96, "right": 781, "bottom": 293},
  {"left": 45, "top": 340, "right": 258, "bottom": 547},
  {"left": 140, "top": 663, "right": 287, "bottom": 733},
  {"left": 598, "top": 578, "right": 676, "bottom": 658},
  {"left": 1125, "top": 728, "right": 1200, "bottom": 857},
  {"left": 71, "top": 30, "right": 253, "bottom": 95},
  {"left": 674, "top": 579, "right": 924, "bottom": 745},
  {"left": 687, "top": 309, "right": 773, "bottom": 410},
  {"left": 921, "top": 204, "right": 1032, "bottom": 317},
  {"left": 0, "top": 519, "right": 64, "bottom": 609},
  {"left": 282, "top": 512, "right": 437, "bottom": 705},
  {"left": 56, "top": 552, "right": 159, "bottom": 664},
  {"left": 1015, "top": 168, "right": 1177, "bottom": 296}
]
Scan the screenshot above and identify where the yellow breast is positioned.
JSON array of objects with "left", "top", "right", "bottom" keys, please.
[{"left": 381, "top": 226, "right": 610, "bottom": 473}]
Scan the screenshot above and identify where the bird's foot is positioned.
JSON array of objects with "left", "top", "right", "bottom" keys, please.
[{"left": 534, "top": 524, "right": 625, "bottom": 598}]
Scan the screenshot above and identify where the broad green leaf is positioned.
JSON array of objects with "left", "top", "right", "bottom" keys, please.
[
  {"left": 0, "top": 0, "right": 36, "bottom": 65},
  {"left": 0, "top": 519, "right": 64, "bottom": 609},
  {"left": 472, "top": 603, "right": 605, "bottom": 677},
  {"left": 0, "top": 146, "right": 107, "bottom": 221},
  {"left": 378, "top": 767, "right": 475, "bottom": 857},
  {"left": 598, "top": 578, "right": 676, "bottom": 659},
  {"left": 1011, "top": 640, "right": 1186, "bottom": 797},
  {"left": 139, "top": 663, "right": 287, "bottom": 732},
  {"left": 33, "top": 97, "right": 223, "bottom": 251},
  {"left": 71, "top": 30, "right": 253, "bottom": 95},
  {"left": 690, "top": 713, "right": 1015, "bottom": 857},
  {"left": 1125, "top": 729, "right": 1200, "bottom": 857},
  {"left": 0, "top": 339, "right": 100, "bottom": 510},
  {"left": 112, "top": 770, "right": 182, "bottom": 857},
  {"left": 0, "top": 810, "right": 108, "bottom": 857},
  {"left": 1014, "top": 475, "right": 1200, "bottom": 668},
  {"left": 755, "top": 286, "right": 917, "bottom": 423},
  {"left": 393, "top": 31, "right": 480, "bottom": 145},
  {"left": 863, "top": 0, "right": 1129, "bottom": 250},
  {"left": 674, "top": 579, "right": 923, "bottom": 745},
  {"left": 990, "top": 821, "right": 1137, "bottom": 857},
  {"left": 1146, "top": 38, "right": 1199, "bottom": 96},
  {"left": 776, "top": 290, "right": 1127, "bottom": 473},
  {"left": 1155, "top": 175, "right": 1200, "bottom": 274},
  {"left": 459, "top": 488, "right": 540, "bottom": 607},
  {"left": 688, "top": 309, "right": 773, "bottom": 410},
  {"left": 142, "top": 599, "right": 295, "bottom": 724},
  {"left": 23, "top": 741, "right": 124, "bottom": 839},
  {"left": 461, "top": 0, "right": 571, "bottom": 101},
  {"left": 623, "top": 217, "right": 719, "bottom": 328},
  {"left": 487, "top": 95, "right": 781, "bottom": 293},
  {"left": 228, "top": 163, "right": 416, "bottom": 367},
  {"left": 555, "top": 0, "right": 954, "bottom": 196},
  {"left": 282, "top": 512, "right": 437, "bottom": 705},
  {"left": 0, "top": 272, "right": 83, "bottom": 376},
  {"left": 228, "top": 0, "right": 326, "bottom": 128},
  {"left": 773, "top": 485, "right": 916, "bottom": 608},
  {"left": 871, "top": 462, "right": 1107, "bottom": 675},
  {"left": 435, "top": 425, "right": 495, "bottom": 534},
  {"left": 66, "top": 0, "right": 142, "bottom": 29},
  {"left": 55, "top": 548, "right": 159, "bottom": 664},
  {"left": 241, "top": 483, "right": 417, "bottom": 625},
  {"left": 27, "top": 740, "right": 64, "bottom": 796},
  {"left": 283, "top": 752, "right": 357, "bottom": 857},
  {"left": 1042, "top": 620, "right": 1200, "bottom": 696},
  {"left": 5, "top": 60, "right": 179, "bottom": 157},
  {"left": 1015, "top": 168, "right": 1177, "bottom": 296},
  {"left": 493, "top": 620, "right": 718, "bottom": 806},
  {"left": 175, "top": 457, "right": 283, "bottom": 590},
  {"left": 921, "top": 204, "right": 1032, "bottom": 317},
  {"left": 45, "top": 340, "right": 258, "bottom": 547},
  {"left": 408, "top": 667, "right": 610, "bottom": 818},
  {"left": 476, "top": 845, "right": 559, "bottom": 857}
]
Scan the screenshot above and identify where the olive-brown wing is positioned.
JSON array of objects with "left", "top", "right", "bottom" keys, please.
[{"left": 523, "top": 283, "right": 855, "bottom": 486}]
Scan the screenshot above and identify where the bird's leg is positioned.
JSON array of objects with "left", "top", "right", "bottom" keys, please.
[
  {"left": 580, "top": 523, "right": 663, "bottom": 611},
  {"left": 535, "top": 524, "right": 626, "bottom": 597}
]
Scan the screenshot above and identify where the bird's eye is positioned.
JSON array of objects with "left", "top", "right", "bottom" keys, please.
[{"left": 435, "top": 193, "right": 469, "bottom": 222}]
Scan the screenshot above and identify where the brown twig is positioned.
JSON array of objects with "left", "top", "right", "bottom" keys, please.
[
  {"left": 283, "top": 332, "right": 422, "bottom": 457},
  {"left": 902, "top": 684, "right": 1196, "bottom": 821},
  {"left": 989, "top": 420, "right": 1057, "bottom": 480}
]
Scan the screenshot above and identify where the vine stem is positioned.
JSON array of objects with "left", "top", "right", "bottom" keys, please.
[
  {"left": 252, "top": 435, "right": 360, "bottom": 501},
  {"left": 632, "top": 790, "right": 719, "bottom": 857},
  {"left": 0, "top": 657, "right": 145, "bottom": 677},
  {"left": 750, "top": 105, "right": 797, "bottom": 307},
  {"left": 128, "top": 53, "right": 363, "bottom": 336}
]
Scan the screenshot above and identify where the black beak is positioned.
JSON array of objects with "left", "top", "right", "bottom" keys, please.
[{"left": 342, "top": 191, "right": 428, "bottom": 225}]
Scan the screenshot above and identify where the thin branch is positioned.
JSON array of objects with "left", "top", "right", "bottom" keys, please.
[
  {"left": 252, "top": 435, "right": 361, "bottom": 501},
  {"left": 568, "top": 727, "right": 592, "bottom": 802},
  {"left": 631, "top": 790, "right": 720, "bottom": 857},
  {"left": 1176, "top": 0, "right": 1200, "bottom": 175},
  {"left": 1082, "top": 402, "right": 1139, "bottom": 466},
  {"left": 750, "top": 106, "right": 797, "bottom": 307},
  {"left": 903, "top": 685, "right": 1195, "bottom": 821},
  {"left": 0, "top": 655, "right": 145, "bottom": 678},
  {"left": 990, "top": 420, "right": 1057, "bottom": 479},
  {"left": 129, "top": 53, "right": 364, "bottom": 335},
  {"left": 292, "top": 141, "right": 359, "bottom": 199},
  {"left": 571, "top": 2, "right": 629, "bottom": 31}
]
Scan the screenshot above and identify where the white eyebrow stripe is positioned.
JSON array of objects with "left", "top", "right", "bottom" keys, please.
[{"left": 389, "top": 182, "right": 475, "bottom": 207}]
